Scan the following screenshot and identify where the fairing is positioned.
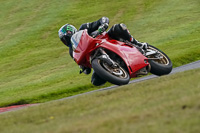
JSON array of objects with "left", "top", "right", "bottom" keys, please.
[{"left": 73, "top": 30, "right": 149, "bottom": 78}]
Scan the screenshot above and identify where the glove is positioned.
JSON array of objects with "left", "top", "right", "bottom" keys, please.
[
  {"left": 98, "top": 23, "right": 109, "bottom": 34},
  {"left": 79, "top": 65, "right": 91, "bottom": 75}
]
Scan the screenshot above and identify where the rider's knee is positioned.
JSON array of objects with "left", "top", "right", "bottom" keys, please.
[{"left": 108, "top": 23, "right": 130, "bottom": 41}]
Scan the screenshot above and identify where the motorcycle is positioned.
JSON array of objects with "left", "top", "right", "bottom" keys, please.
[{"left": 71, "top": 29, "right": 172, "bottom": 85}]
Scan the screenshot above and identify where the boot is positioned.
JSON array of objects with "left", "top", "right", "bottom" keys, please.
[{"left": 131, "top": 37, "right": 148, "bottom": 50}]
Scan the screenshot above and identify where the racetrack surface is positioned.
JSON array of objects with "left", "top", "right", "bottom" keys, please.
[{"left": 0, "top": 60, "right": 200, "bottom": 114}]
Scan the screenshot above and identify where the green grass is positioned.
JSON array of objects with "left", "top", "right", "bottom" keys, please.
[
  {"left": 0, "top": 68, "right": 199, "bottom": 133},
  {"left": 0, "top": 0, "right": 200, "bottom": 107}
]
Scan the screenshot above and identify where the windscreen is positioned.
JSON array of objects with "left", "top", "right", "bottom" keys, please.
[{"left": 71, "top": 30, "right": 84, "bottom": 51}]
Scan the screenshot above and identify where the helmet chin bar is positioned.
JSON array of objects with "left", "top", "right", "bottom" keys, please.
[{"left": 62, "top": 34, "right": 72, "bottom": 46}]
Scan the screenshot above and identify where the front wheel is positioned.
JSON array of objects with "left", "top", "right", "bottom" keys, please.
[
  {"left": 92, "top": 58, "right": 130, "bottom": 85},
  {"left": 147, "top": 45, "right": 173, "bottom": 76}
]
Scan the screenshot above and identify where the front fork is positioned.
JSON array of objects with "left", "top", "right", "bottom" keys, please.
[{"left": 91, "top": 48, "right": 117, "bottom": 67}]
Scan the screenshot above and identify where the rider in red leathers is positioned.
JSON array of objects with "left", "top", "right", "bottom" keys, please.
[{"left": 58, "top": 17, "right": 148, "bottom": 86}]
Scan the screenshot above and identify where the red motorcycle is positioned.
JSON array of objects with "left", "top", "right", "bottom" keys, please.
[{"left": 71, "top": 29, "right": 172, "bottom": 85}]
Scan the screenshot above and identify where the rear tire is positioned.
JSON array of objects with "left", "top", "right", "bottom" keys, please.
[
  {"left": 92, "top": 59, "right": 130, "bottom": 85},
  {"left": 147, "top": 45, "right": 172, "bottom": 76}
]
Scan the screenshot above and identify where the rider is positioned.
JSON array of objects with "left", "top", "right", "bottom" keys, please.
[{"left": 58, "top": 17, "right": 148, "bottom": 86}]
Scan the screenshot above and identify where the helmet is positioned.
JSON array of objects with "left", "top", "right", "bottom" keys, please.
[{"left": 58, "top": 24, "right": 77, "bottom": 47}]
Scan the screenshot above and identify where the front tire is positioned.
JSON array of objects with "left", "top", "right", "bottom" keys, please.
[
  {"left": 92, "top": 59, "right": 130, "bottom": 85},
  {"left": 147, "top": 45, "right": 172, "bottom": 76}
]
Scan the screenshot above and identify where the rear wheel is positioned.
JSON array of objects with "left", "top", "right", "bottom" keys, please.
[
  {"left": 147, "top": 45, "right": 172, "bottom": 76},
  {"left": 92, "top": 58, "right": 130, "bottom": 85}
]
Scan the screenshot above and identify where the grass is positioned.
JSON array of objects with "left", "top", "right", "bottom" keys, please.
[
  {"left": 0, "top": 0, "right": 200, "bottom": 107},
  {"left": 0, "top": 68, "right": 199, "bottom": 133}
]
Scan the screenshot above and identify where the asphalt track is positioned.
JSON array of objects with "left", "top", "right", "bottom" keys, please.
[{"left": 0, "top": 60, "right": 200, "bottom": 114}]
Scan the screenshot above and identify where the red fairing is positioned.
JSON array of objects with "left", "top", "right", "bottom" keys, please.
[
  {"left": 73, "top": 30, "right": 101, "bottom": 67},
  {"left": 96, "top": 38, "right": 148, "bottom": 77},
  {"left": 73, "top": 30, "right": 149, "bottom": 78}
]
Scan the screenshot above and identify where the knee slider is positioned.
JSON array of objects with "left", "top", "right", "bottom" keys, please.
[{"left": 119, "top": 23, "right": 127, "bottom": 30}]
